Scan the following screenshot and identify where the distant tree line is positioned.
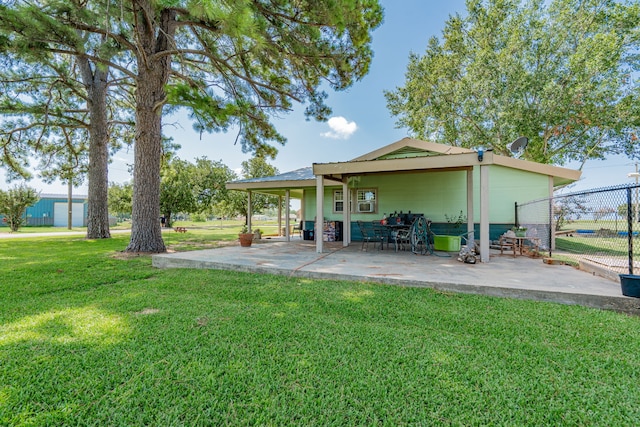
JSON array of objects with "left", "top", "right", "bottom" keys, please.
[{"left": 108, "top": 156, "right": 281, "bottom": 227}]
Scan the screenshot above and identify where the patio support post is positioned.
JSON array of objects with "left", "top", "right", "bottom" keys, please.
[
  {"left": 466, "top": 168, "right": 474, "bottom": 237},
  {"left": 278, "top": 196, "right": 283, "bottom": 236},
  {"left": 479, "top": 165, "right": 490, "bottom": 263},
  {"left": 316, "top": 174, "right": 324, "bottom": 253},
  {"left": 548, "top": 176, "right": 555, "bottom": 253},
  {"left": 343, "top": 181, "right": 350, "bottom": 246},
  {"left": 285, "top": 190, "right": 291, "bottom": 242},
  {"left": 247, "top": 191, "right": 252, "bottom": 232},
  {"left": 628, "top": 186, "right": 634, "bottom": 275}
]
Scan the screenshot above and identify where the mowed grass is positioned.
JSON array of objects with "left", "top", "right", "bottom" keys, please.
[
  {"left": 1, "top": 232, "right": 639, "bottom": 426},
  {"left": 555, "top": 236, "right": 640, "bottom": 257}
]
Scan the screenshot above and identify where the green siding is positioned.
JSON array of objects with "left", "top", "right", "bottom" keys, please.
[
  {"left": 302, "top": 189, "right": 316, "bottom": 221},
  {"left": 354, "top": 171, "right": 465, "bottom": 221},
  {"left": 301, "top": 165, "right": 551, "bottom": 228},
  {"left": 484, "top": 166, "right": 550, "bottom": 223}
]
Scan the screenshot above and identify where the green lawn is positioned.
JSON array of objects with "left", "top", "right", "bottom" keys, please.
[
  {"left": 555, "top": 236, "right": 640, "bottom": 257},
  {"left": 1, "top": 232, "right": 639, "bottom": 425}
]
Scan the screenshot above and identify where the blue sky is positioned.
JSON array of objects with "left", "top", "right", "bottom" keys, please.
[{"left": 4, "top": 0, "right": 636, "bottom": 194}]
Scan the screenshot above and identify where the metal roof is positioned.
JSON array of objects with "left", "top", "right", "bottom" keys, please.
[
  {"left": 230, "top": 167, "right": 314, "bottom": 184},
  {"left": 39, "top": 193, "right": 88, "bottom": 199}
]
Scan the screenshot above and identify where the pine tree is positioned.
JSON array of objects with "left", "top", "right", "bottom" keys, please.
[{"left": 1, "top": 0, "right": 383, "bottom": 252}]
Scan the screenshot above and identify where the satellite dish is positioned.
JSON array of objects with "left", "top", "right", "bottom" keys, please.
[{"left": 507, "top": 136, "right": 528, "bottom": 158}]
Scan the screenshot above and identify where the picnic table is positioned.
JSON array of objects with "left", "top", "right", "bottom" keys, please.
[{"left": 174, "top": 227, "right": 187, "bottom": 233}]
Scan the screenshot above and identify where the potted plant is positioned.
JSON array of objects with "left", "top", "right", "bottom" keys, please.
[
  {"left": 444, "top": 210, "right": 466, "bottom": 234},
  {"left": 511, "top": 226, "right": 527, "bottom": 237},
  {"left": 238, "top": 225, "right": 254, "bottom": 247}
]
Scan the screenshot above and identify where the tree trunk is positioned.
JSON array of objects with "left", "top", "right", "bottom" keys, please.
[
  {"left": 125, "top": 68, "right": 166, "bottom": 252},
  {"left": 125, "top": 4, "right": 175, "bottom": 253},
  {"left": 80, "top": 58, "right": 111, "bottom": 239}
]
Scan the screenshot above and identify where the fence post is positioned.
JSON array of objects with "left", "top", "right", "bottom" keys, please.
[
  {"left": 627, "top": 187, "right": 633, "bottom": 275},
  {"left": 548, "top": 196, "right": 553, "bottom": 258}
]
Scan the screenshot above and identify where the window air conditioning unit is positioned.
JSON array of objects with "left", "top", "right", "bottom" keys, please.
[{"left": 358, "top": 202, "right": 374, "bottom": 212}]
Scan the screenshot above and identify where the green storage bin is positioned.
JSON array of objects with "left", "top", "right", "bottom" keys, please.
[{"left": 433, "top": 235, "right": 461, "bottom": 252}]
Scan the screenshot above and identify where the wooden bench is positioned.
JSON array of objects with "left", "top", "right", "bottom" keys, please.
[{"left": 174, "top": 227, "right": 187, "bottom": 233}]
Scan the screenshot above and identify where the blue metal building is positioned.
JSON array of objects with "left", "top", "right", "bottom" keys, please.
[{"left": 1, "top": 193, "right": 88, "bottom": 227}]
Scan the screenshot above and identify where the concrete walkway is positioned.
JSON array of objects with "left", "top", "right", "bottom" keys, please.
[
  {"left": 0, "top": 229, "right": 134, "bottom": 238},
  {"left": 153, "top": 239, "right": 640, "bottom": 314}
]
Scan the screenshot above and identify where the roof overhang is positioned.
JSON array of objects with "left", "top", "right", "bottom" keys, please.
[
  {"left": 226, "top": 176, "right": 344, "bottom": 196},
  {"left": 314, "top": 151, "right": 581, "bottom": 186},
  {"left": 492, "top": 154, "right": 581, "bottom": 186},
  {"left": 226, "top": 179, "right": 316, "bottom": 191}
]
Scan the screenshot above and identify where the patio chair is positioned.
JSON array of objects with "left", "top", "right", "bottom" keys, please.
[
  {"left": 356, "top": 220, "right": 385, "bottom": 251},
  {"left": 356, "top": 220, "right": 374, "bottom": 251},
  {"left": 371, "top": 221, "right": 389, "bottom": 250}
]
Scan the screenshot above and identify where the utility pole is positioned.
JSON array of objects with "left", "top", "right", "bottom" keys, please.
[{"left": 67, "top": 179, "right": 73, "bottom": 230}]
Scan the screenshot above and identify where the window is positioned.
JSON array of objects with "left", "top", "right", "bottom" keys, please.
[
  {"left": 356, "top": 188, "right": 377, "bottom": 213},
  {"left": 333, "top": 190, "right": 344, "bottom": 213}
]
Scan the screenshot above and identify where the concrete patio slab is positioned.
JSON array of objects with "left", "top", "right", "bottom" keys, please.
[{"left": 152, "top": 239, "right": 640, "bottom": 315}]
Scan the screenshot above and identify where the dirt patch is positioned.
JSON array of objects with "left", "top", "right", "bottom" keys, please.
[
  {"left": 111, "top": 241, "right": 237, "bottom": 259},
  {"left": 169, "top": 240, "right": 245, "bottom": 251},
  {"left": 135, "top": 308, "right": 160, "bottom": 315},
  {"left": 194, "top": 316, "right": 209, "bottom": 327},
  {"left": 111, "top": 249, "right": 176, "bottom": 260}
]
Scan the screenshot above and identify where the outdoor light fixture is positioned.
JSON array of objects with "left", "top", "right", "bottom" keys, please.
[{"left": 477, "top": 147, "right": 492, "bottom": 162}]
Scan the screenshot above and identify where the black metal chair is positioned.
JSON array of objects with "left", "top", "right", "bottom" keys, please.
[
  {"left": 356, "top": 220, "right": 386, "bottom": 251},
  {"left": 356, "top": 220, "right": 374, "bottom": 251},
  {"left": 371, "top": 221, "right": 389, "bottom": 250}
]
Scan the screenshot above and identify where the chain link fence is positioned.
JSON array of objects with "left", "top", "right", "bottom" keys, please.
[{"left": 516, "top": 184, "right": 640, "bottom": 276}]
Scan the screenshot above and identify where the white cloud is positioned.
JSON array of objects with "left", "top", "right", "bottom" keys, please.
[{"left": 321, "top": 116, "right": 358, "bottom": 139}]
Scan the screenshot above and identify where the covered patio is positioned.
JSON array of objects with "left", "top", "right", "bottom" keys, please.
[
  {"left": 311, "top": 139, "right": 580, "bottom": 262},
  {"left": 227, "top": 138, "right": 582, "bottom": 263},
  {"left": 152, "top": 238, "right": 637, "bottom": 314}
]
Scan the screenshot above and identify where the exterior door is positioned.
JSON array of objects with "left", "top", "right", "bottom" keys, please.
[{"left": 53, "top": 202, "right": 85, "bottom": 227}]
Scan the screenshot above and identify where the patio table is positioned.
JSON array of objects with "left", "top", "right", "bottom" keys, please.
[
  {"left": 382, "top": 223, "right": 411, "bottom": 251},
  {"left": 499, "top": 235, "right": 541, "bottom": 256},
  {"left": 514, "top": 236, "right": 541, "bottom": 255}
]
